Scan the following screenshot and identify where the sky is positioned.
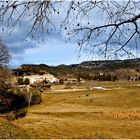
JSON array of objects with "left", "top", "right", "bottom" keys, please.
[
  {"left": 0, "top": 1, "right": 140, "bottom": 68},
  {"left": 1, "top": 27, "right": 94, "bottom": 68},
  {"left": 0, "top": 1, "right": 100, "bottom": 68}
]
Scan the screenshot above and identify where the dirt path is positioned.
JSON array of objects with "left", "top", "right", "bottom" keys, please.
[{"left": 51, "top": 88, "right": 87, "bottom": 92}]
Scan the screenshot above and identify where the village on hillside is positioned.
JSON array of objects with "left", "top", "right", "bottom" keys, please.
[{"left": 13, "top": 63, "right": 140, "bottom": 88}]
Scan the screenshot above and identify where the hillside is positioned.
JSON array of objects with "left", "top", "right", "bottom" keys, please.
[
  {"left": 79, "top": 58, "right": 140, "bottom": 70},
  {"left": 13, "top": 58, "right": 140, "bottom": 78}
]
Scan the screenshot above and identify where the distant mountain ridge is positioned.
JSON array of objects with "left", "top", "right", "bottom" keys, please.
[
  {"left": 15, "top": 58, "right": 140, "bottom": 77},
  {"left": 78, "top": 58, "right": 140, "bottom": 70}
]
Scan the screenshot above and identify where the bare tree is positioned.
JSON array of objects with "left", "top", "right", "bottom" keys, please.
[
  {"left": 0, "top": 67, "right": 12, "bottom": 92},
  {"left": 64, "top": 1, "right": 140, "bottom": 58},
  {"left": 0, "top": 42, "right": 10, "bottom": 65},
  {"left": 0, "top": 0, "right": 140, "bottom": 58},
  {"left": 0, "top": 42, "right": 11, "bottom": 93}
]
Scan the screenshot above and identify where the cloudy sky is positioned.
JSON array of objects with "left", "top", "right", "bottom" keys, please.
[
  {"left": 0, "top": 1, "right": 98, "bottom": 68},
  {"left": 0, "top": 1, "right": 139, "bottom": 68},
  {"left": 1, "top": 26, "right": 93, "bottom": 68}
]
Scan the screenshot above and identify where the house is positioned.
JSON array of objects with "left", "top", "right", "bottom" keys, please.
[
  {"left": 130, "top": 76, "right": 140, "bottom": 81},
  {"left": 23, "top": 74, "right": 59, "bottom": 85},
  {"left": 65, "top": 77, "right": 78, "bottom": 83}
]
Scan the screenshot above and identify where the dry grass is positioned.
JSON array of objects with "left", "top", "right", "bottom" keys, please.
[
  {"left": 0, "top": 117, "right": 32, "bottom": 139},
  {"left": 1, "top": 81, "right": 140, "bottom": 138}
]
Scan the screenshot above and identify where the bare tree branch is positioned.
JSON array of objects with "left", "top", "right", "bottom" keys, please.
[{"left": 0, "top": 0, "right": 140, "bottom": 58}]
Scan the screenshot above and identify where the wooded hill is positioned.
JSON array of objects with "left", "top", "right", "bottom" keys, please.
[{"left": 13, "top": 58, "right": 140, "bottom": 80}]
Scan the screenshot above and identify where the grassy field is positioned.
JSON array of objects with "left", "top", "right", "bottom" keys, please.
[{"left": 0, "top": 81, "right": 140, "bottom": 138}]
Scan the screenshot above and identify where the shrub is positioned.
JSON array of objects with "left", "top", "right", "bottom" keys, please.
[
  {"left": 3, "top": 108, "right": 27, "bottom": 121},
  {"left": 0, "top": 67, "right": 12, "bottom": 93},
  {"left": 30, "top": 93, "right": 42, "bottom": 105},
  {"left": 14, "top": 108, "right": 27, "bottom": 119},
  {"left": 24, "top": 78, "right": 30, "bottom": 85},
  {"left": 17, "top": 78, "right": 24, "bottom": 85},
  {"left": 65, "top": 82, "right": 74, "bottom": 89},
  {"left": 0, "top": 88, "right": 42, "bottom": 114},
  {"left": 59, "top": 78, "right": 64, "bottom": 84}
]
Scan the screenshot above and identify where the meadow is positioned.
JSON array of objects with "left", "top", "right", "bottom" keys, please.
[{"left": 0, "top": 81, "right": 140, "bottom": 138}]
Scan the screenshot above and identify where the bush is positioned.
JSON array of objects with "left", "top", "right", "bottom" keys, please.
[
  {"left": 64, "top": 82, "right": 74, "bottom": 89},
  {"left": 0, "top": 91, "right": 26, "bottom": 113},
  {"left": 0, "top": 88, "right": 42, "bottom": 114},
  {"left": 24, "top": 78, "right": 30, "bottom": 85},
  {"left": 30, "top": 93, "right": 42, "bottom": 105},
  {"left": 59, "top": 78, "right": 64, "bottom": 84},
  {"left": 3, "top": 108, "right": 27, "bottom": 121},
  {"left": 0, "top": 67, "right": 12, "bottom": 93},
  {"left": 17, "top": 78, "right": 30, "bottom": 85},
  {"left": 14, "top": 89, "right": 42, "bottom": 107},
  {"left": 17, "top": 78, "right": 24, "bottom": 85},
  {"left": 14, "top": 108, "right": 27, "bottom": 119}
]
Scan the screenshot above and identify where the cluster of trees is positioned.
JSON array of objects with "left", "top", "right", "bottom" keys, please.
[
  {"left": 0, "top": 43, "right": 42, "bottom": 114},
  {"left": 0, "top": 88, "right": 42, "bottom": 114},
  {"left": 0, "top": 67, "right": 12, "bottom": 92},
  {"left": 93, "top": 73, "right": 117, "bottom": 81},
  {"left": 0, "top": 42, "right": 11, "bottom": 93},
  {"left": 76, "top": 72, "right": 117, "bottom": 81},
  {"left": 14, "top": 65, "right": 41, "bottom": 77},
  {"left": 17, "top": 78, "right": 30, "bottom": 85}
]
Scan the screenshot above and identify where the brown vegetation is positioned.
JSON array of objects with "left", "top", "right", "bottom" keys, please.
[
  {"left": 0, "top": 88, "right": 42, "bottom": 114},
  {"left": 9, "top": 81, "right": 140, "bottom": 139},
  {"left": 0, "top": 67, "right": 12, "bottom": 92}
]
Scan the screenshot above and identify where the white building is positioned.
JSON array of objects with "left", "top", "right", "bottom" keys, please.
[{"left": 23, "top": 74, "right": 59, "bottom": 85}]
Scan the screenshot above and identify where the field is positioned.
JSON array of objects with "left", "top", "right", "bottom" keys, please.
[{"left": 0, "top": 81, "right": 140, "bottom": 138}]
